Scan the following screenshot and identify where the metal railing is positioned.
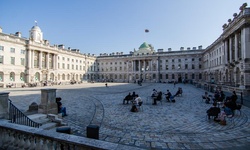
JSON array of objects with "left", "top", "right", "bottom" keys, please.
[{"left": 8, "top": 99, "right": 41, "bottom": 128}]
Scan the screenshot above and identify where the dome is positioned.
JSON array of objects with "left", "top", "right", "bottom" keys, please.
[
  {"left": 31, "top": 25, "right": 41, "bottom": 32},
  {"left": 139, "top": 42, "right": 150, "bottom": 49}
]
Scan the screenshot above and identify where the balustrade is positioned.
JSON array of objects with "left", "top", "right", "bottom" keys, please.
[{"left": 0, "top": 121, "right": 119, "bottom": 150}]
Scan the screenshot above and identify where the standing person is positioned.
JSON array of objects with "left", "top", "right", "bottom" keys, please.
[
  {"left": 165, "top": 89, "right": 172, "bottom": 102},
  {"left": 231, "top": 91, "right": 238, "bottom": 102},
  {"left": 173, "top": 81, "right": 176, "bottom": 88},
  {"left": 105, "top": 83, "right": 108, "bottom": 87}
]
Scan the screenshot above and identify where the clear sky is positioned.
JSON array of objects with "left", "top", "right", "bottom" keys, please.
[{"left": 0, "top": 0, "right": 248, "bottom": 55}]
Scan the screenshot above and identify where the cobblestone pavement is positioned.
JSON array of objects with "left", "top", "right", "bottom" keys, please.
[{"left": 5, "top": 82, "right": 250, "bottom": 150}]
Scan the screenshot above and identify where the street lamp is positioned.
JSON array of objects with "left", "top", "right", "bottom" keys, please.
[{"left": 140, "top": 67, "right": 144, "bottom": 82}]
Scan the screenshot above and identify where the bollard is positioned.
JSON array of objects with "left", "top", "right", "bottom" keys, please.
[
  {"left": 56, "top": 126, "right": 71, "bottom": 134},
  {"left": 241, "top": 92, "right": 243, "bottom": 105},
  {"left": 87, "top": 125, "right": 99, "bottom": 139}
]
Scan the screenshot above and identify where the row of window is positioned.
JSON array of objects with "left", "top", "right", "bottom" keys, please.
[
  {"left": 0, "top": 45, "right": 26, "bottom": 54},
  {"left": 98, "top": 58, "right": 202, "bottom": 66},
  {"left": 0, "top": 56, "right": 25, "bottom": 65},
  {"left": 99, "top": 64, "right": 202, "bottom": 72},
  {"left": 59, "top": 56, "right": 94, "bottom": 65}
]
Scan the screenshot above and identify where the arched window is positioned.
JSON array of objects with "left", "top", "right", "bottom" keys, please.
[
  {"left": 62, "top": 74, "right": 65, "bottom": 80},
  {"left": 10, "top": 72, "right": 15, "bottom": 81},
  {"left": 0, "top": 72, "right": 4, "bottom": 81},
  {"left": 20, "top": 72, "right": 25, "bottom": 81},
  {"left": 35, "top": 72, "right": 40, "bottom": 81}
]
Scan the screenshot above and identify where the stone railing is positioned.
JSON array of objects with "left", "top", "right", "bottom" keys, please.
[{"left": 0, "top": 120, "right": 141, "bottom": 150}]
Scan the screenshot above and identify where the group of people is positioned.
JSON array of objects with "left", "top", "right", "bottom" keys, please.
[
  {"left": 151, "top": 89, "right": 163, "bottom": 105},
  {"left": 206, "top": 90, "right": 240, "bottom": 125},
  {"left": 123, "top": 92, "right": 143, "bottom": 112}
]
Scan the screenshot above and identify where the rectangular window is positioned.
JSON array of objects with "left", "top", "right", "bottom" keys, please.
[
  {"left": 166, "top": 74, "right": 169, "bottom": 79},
  {"left": 178, "top": 59, "right": 181, "bottom": 62},
  {"left": 172, "top": 65, "right": 175, "bottom": 70},
  {"left": 172, "top": 59, "right": 174, "bottom": 62},
  {"left": 62, "top": 63, "right": 65, "bottom": 69},
  {"left": 166, "top": 60, "right": 168, "bottom": 63},
  {"left": 165, "top": 65, "right": 168, "bottom": 70},
  {"left": 10, "top": 48, "right": 15, "bottom": 53},
  {"left": 185, "top": 64, "right": 188, "bottom": 69},
  {"left": 0, "top": 55, "right": 3, "bottom": 64},
  {"left": 21, "top": 50, "right": 26, "bottom": 54},
  {"left": 0, "top": 46, "right": 4, "bottom": 51},
  {"left": 72, "top": 64, "right": 74, "bottom": 70},
  {"left": 21, "top": 58, "right": 25, "bottom": 66},
  {"left": 11, "top": 57, "right": 15, "bottom": 65},
  {"left": 67, "top": 64, "right": 70, "bottom": 69},
  {"left": 192, "top": 64, "right": 195, "bottom": 69}
]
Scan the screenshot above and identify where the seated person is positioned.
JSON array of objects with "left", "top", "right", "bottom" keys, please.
[
  {"left": 213, "top": 91, "right": 220, "bottom": 102},
  {"left": 130, "top": 95, "right": 141, "bottom": 112},
  {"left": 132, "top": 91, "right": 136, "bottom": 100},
  {"left": 134, "top": 95, "right": 143, "bottom": 106},
  {"left": 165, "top": 90, "right": 172, "bottom": 102},
  {"left": 174, "top": 87, "right": 182, "bottom": 97},
  {"left": 218, "top": 91, "right": 225, "bottom": 102},
  {"left": 56, "top": 97, "right": 67, "bottom": 117},
  {"left": 123, "top": 92, "right": 133, "bottom": 104},
  {"left": 151, "top": 89, "right": 157, "bottom": 98},
  {"left": 153, "top": 91, "right": 162, "bottom": 105},
  {"left": 223, "top": 103, "right": 234, "bottom": 116},
  {"left": 206, "top": 102, "right": 220, "bottom": 120},
  {"left": 203, "top": 92, "right": 211, "bottom": 104}
]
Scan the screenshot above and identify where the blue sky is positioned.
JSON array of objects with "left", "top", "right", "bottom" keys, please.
[{"left": 0, "top": 0, "right": 248, "bottom": 55}]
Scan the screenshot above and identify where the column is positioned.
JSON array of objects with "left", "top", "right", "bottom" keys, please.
[
  {"left": 0, "top": 92, "right": 9, "bottom": 119},
  {"left": 39, "top": 51, "right": 42, "bottom": 69},
  {"left": 229, "top": 37, "right": 232, "bottom": 63},
  {"left": 53, "top": 54, "right": 56, "bottom": 70},
  {"left": 31, "top": 50, "right": 34, "bottom": 69},
  {"left": 235, "top": 33, "right": 238, "bottom": 61},
  {"left": 38, "top": 88, "right": 57, "bottom": 114},
  {"left": 28, "top": 49, "right": 32, "bottom": 69},
  {"left": 143, "top": 60, "right": 146, "bottom": 80},
  {"left": 224, "top": 41, "right": 228, "bottom": 64},
  {"left": 139, "top": 60, "right": 141, "bottom": 72},
  {"left": 46, "top": 53, "right": 49, "bottom": 69}
]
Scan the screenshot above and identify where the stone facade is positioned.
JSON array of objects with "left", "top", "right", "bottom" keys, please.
[{"left": 0, "top": 4, "right": 249, "bottom": 96}]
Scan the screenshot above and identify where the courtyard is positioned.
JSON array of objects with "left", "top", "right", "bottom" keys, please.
[{"left": 6, "top": 82, "right": 250, "bottom": 149}]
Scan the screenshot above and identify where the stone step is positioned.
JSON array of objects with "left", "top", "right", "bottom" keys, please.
[
  {"left": 28, "top": 114, "right": 50, "bottom": 124},
  {"left": 28, "top": 114, "right": 47, "bottom": 120},
  {"left": 40, "top": 122, "right": 58, "bottom": 130}
]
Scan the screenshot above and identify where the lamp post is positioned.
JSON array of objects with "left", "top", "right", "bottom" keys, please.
[{"left": 141, "top": 67, "right": 144, "bottom": 80}]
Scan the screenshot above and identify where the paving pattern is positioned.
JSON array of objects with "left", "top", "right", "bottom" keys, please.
[{"left": 5, "top": 82, "right": 250, "bottom": 150}]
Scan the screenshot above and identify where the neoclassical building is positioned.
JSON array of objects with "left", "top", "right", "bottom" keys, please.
[{"left": 0, "top": 3, "right": 249, "bottom": 95}]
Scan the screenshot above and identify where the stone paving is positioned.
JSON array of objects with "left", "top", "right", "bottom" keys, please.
[{"left": 5, "top": 82, "right": 250, "bottom": 150}]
